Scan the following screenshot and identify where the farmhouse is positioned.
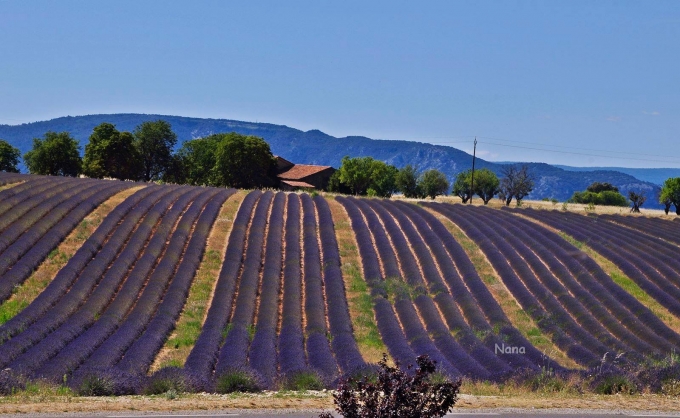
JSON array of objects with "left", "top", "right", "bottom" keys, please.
[{"left": 276, "top": 156, "right": 336, "bottom": 191}]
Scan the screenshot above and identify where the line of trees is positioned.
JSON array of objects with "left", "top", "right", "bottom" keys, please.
[{"left": 328, "top": 158, "right": 451, "bottom": 199}]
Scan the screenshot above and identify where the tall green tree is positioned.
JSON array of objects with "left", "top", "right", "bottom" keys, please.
[
  {"left": 452, "top": 170, "right": 472, "bottom": 203},
  {"left": 336, "top": 156, "right": 399, "bottom": 197},
  {"left": 395, "top": 164, "right": 422, "bottom": 198},
  {"left": 176, "top": 134, "right": 224, "bottom": 186},
  {"left": 660, "top": 177, "right": 680, "bottom": 215},
  {"left": 0, "top": 139, "right": 20, "bottom": 173},
  {"left": 23, "top": 131, "right": 82, "bottom": 177},
  {"left": 418, "top": 169, "right": 449, "bottom": 199},
  {"left": 472, "top": 168, "right": 500, "bottom": 205},
  {"left": 134, "top": 120, "right": 177, "bottom": 181},
  {"left": 213, "top": 132, "right": 277, "bottom": 189},
  {"left": 83, "top": 123, "right": 141, "bottom": 180}
]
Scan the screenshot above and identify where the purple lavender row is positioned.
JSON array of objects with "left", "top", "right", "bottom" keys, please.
[
  {"left": 385, "top": 201, "right": 517, "bottom": 375},
  {"left": 513, "top": 212, "right": 680, "bottom": 349},
  {"left": 344, "top": 197, "right": 445, "bottom": 371},
  {"left": 0, "top": 182, "right": 132, "bottom": 303},
  {"left": 0, "top": 177, "right": 64, "bottom": 218},
  {"left": 0, "top": 185, "right": 163, "bottom": 342},
  {"left": 518, "top": 209, "right": 680, "bottom": 318},
  {"left": 115, "top": 189, "right": 234, "bottom": 376},
  {"left": 248, "top": 192, "right": 286, "bottom": 388},
  {"left": 313, "top": 196, "right": 366, "bottom": 375},
  {"left": 277, "top": 194, "right": 307, "bottom": 377},
  {"left": 335, "top": 196, "right": 417, "bottom": 369},
  {"left": 495, "top": 208, "right": 680, "bottom": 353},
  {"left": 0, "top": 180, "right": 115, "bottom": 276},
  {"left": 73, "top": 187, "right": 210, "bottom": 371},
  {"left": 6, "top": 186, "right": 201, "bottom": 375},
  {"left": 348, "top": 198, "right": 460, "bottom": 378},
  {"left": 600, "top": 214, "right": 680, "bottom": 246},
  {"left": 37, "top": 187, "right": 225, "bottom": 380},
  {"left": 360, "top": 199, "right": 467, "bottom": 379},
  {"left": 465, "top": 206, "right": 652, "bottom": 362},
  {"left": 0, "top": 186, "right": 186, "bottom": 368},
  {"left": 428, "top": 203, "right": 602, "bottom": 368},
  {"left": 0, "top": 178, "right": 96, "bottom": 248},
  {"left": 404, "top": 202, "right": 552, "bottom": 370},
  {"left": 0, "top": 172, "right": 26, "bottom": 186},
  {"left": 453, "top": 205, "right": 628, "bottom": 360},
  {"left": 300, "top": 194, "right": 338, "bottom": 380},
  {"left": 215, "top": 191, "right": 275, "bottom": 375},
  {"left": 183, "top": 190, "right": 261, "bottom": 384}
]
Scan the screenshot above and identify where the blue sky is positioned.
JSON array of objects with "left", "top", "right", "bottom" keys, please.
[{"left": 1, "top": 1, "right": 678, "bottom": 167}]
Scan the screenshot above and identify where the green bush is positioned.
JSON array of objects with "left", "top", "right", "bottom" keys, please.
[
  {"left": 215, "top": 369, "right": 261, "bottom": 393},
  {"left": 282, "top": 371, "right": 325, "bottom": 391}
]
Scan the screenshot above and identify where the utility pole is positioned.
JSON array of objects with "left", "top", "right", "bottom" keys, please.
[{"left": 469, "top": 137, "right": 477, "bottom": 204}]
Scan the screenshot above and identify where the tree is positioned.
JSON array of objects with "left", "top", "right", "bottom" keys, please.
[
  {"left": 83, "top": 123, "right": 142, "bottom": 180},
  {"left": 176, "top": 134, "right": 224, "bottom": 186},
  {"left": 368, "top": 163, "right": 399, "bottom": 198},
  {"left": 213, "top": 132, "right": 277, "bottom": 189},
  {"left": 452, "top": 170, "right": 472, "bottom": 203},
  {"left": 628, "top": 191, "right": 646, "bottom": 213},
  {"left": 336, "top": 156, "right": 398, "bottom": 197},
  {"left": 418, "top": 169, "right": 449, "bottom": 199},
  {"left": 134, "top": 120, "right": 177, "bottom": 182},
  {"left": 395, "top": 164, "right": 422, "bottom": 198},
  {"left": 472, "top": 168, "right": 500, "bottom": 205},
  {"left": 23, "top": 131, "right": 82, "bottom": 176},
  {"left": 498, "top": 165, "right": 534, "bottom": 206},
  {"left": 587, "top": 182, "right": 619, "bottom": 193},
  {"left": 0, "top": 139, "right": 20, "bottom": 173},
  {"left": 660, "top": 177, "right": 680, "bottom": 215}
]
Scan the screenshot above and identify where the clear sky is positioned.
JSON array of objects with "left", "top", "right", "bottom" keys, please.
[{"left": 1, "top": 0, "right": 678, "bottom": 168}]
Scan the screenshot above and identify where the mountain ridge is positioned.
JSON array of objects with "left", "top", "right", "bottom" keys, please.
[{"left": 0, "top": 113, "right": 664, "bottom": 206}]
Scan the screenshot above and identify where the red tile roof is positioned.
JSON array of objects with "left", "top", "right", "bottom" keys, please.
[
  {"left": 278, "top": 164, "right": 333, "bottom": 180},
  {"left": 281, "top": 180, "right": 315, "bottom": 188}
]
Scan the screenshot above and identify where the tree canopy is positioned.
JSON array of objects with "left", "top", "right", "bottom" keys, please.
[
  {"left": 472, "top": 168, "right": 499, "bottom": 204},
  {"left": 498, "top": 165, "right": 534, "bottom": 206},
  {"left": 0, "top": 139, "right": 20, "bottom": 173},
  {"left": 213, "top": 133, "right": 277, "bottom": 189},
  {"left": 570, "top": 182, "right": 627, "bottom": 207},
  {"left": 23, "top": 131, "right": 82, "bottom": 177},
  {"left": 83, "top": 123, "right": 141, "bottom": 180},
  {"left": 395, "top": 164, "right": 421, "bottom": 198},
  {"left": 336, "top": 156, "right": 399, "bottom": 197},
  {"left": 175, "top": 134, "right": 224, "bottom": 186},
  {"left": 586, "top": 182, "right": 619, "bottom": 194},
  {"left": 659, "top": 177, "right": 680, "bottom": 215},
  {"left": 452, "top": 170, "right": 472, "bottom": 203},
  {"left": 419, "top": 169, "right": 449, "bottom": 199},
  {"left": 134, "top": 120, "right": 178, "bottom": 182}
]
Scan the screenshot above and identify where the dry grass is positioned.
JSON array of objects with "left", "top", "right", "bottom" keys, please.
[
  {"left": 2, "top": 384, "right": 680, "bottom": 414},
  {"left": 151, "top": 190, "right": 248, "bottom": 371},
  {"left": 0, "top": 186, "right": 144, "bottom": 325},
  {"left": 326, "top": 196, "right": 386, "bottom": 364},
  {"left": 422, "top": 205, "right": 580, "bottom": 370}
]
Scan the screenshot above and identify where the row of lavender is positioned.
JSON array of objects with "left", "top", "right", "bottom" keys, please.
[
  {"left": 515, "top": 208, "right": 680, "bottom": 330},
  {"left": 0, "top": 174, "right": 233, "bottom": 393},
  {"left": 184, "top": 191, "right": 364, "bottom": 390},
  {"left": 337, "top": 196, "right": 554, "bottom": 381},
  {"left": 426, "top": 203, "right": 680, "bottom": 369}
]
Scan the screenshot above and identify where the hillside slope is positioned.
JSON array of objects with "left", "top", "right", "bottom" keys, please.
[{"left": 0, "top": 114, "right": 661, "bottom": 203}]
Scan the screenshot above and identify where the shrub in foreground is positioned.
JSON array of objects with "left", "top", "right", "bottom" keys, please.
[
  {"left": 215, "top": 368, "right": 262, "bottom": 393},
  {"left": 320, "top": 354, "right": 460, "bottom": 418}
]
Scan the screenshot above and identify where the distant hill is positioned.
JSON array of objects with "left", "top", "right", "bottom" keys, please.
[
  {"left": 0, "top": 114, "right": 662, "bottom": 206},
  {"left": 554, "top": 165, "right": 680, "bottom": 186}
]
